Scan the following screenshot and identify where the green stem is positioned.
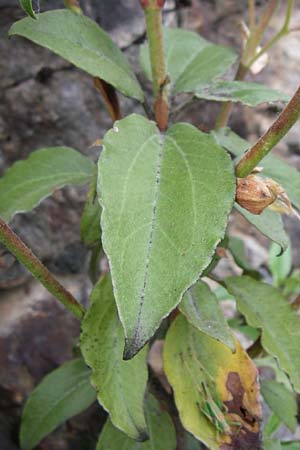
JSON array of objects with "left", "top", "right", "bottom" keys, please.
[
  {"left": 0, "top": 217, "right": 86, "bottom": 320},
  {"left": 247, "top": 0, "right": 293, "bottom": 68},
  {"left": 214, "top": 62, "right": 248, "bottom": 129},
  {"left": 215, "top": 0, "right": 293, "bottom": 130},
  {"left": 235, "top": 85, "right": 300, "bottom": 177},
  {"left": 141, "top": 0, "right": 169, "bottom": 130}
]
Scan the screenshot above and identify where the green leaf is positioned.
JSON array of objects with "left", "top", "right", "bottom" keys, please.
[
  {"left": 264, "top": 412, "right": 282, "bottom": 438},
  {"left": 0, "top": 147, "right": 95, "bottom": 222},
  {"left": 9, "top": 10, "right": 144, "bottom": 101},
  {"left": 226, "top": 276, "right": 300, "bottom": 392},
  {"left": 282, "top": 442, "right": 300, "bottom": 450},
  {"left": 261, "top": 379, "right": 297, "bottom": 432},
  {"left": 264, "top": 438, "right": 282, "bottom": 450},
  {"left": 80, "top": 274, "right": 148, "bottom": 440},
  {"left": 20, "top": 358, "right": 96, "bottom": 450},
  {"left": 179, "top": 279, "right": 235, "bottom": 350},
  {"left": 139, "top": 27, "right": 236, "bottom": 95},
  {"left": 213, "top": 127, "right": 300, "bottom": 206},
  {"left": 194, "top": 81, "right": 289, "bottom": 106},
  {"left": 228, "top": 236, "right": 254, "bottom": 272},
  {"left": 163, "top": 314, "right": 261, "bottom": 449},
  {"left": 80, "top": 180, "right": 101, "bottom": 246},
  {"left": 19, "top": 0, "right": 37, "bottom": 19},
  {"left": 96, "top": 395, "right": 176, "bottom": 450},
  {"left": 255, "top": 356, "right": 292, "bottom": 390},
  {"left": 235, "top": 204, "right": 289, "bottom": 252},
  {"left": 98, "top": 114, "right": 235, "bottom": 358},
  {"left": 268, "top": 242, "right": 292, "bottom": 286}
]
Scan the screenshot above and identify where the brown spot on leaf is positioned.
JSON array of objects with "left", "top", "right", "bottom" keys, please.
[{"left": 222, "top": 372, "right": 262, "bottom": 450}]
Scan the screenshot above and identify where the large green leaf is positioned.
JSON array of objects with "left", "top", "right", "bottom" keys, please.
[
  {"left": 213, "top": 127, "right": 300, "bottom": 206},
  {"left": 179, "top": 279, "right": 235, "bottom": 350},
  {"left": 195, "top": 81, "right": 289, "bottom": 106},
  {"left": 0, "top": 147, "right": 95, "bottom": 222},
  {"left": 139, "top": 27, "right": 236, "bottom": 95},
  {"left": 98, "top": 114, "right": 235, "bottom": 358},
  {"left": 96, "top": 395, "right": 176, "bottom": 450},
  {"left": 235, "top": 204, "right": 289, "bottom": 252},
  {"left": 20, "top": 359, "right": 96, "bottom": 450},
  {"left": 9, "top": 10, "right": 144, "bottom": 101},
  {"left": 226, "top": 276, "right": 300, "bottom": 392},
  {"left": 260, "top": 379, "right": 297, "bottom": 432},
  {"left": 80, "top": 275, "right": 148, "bottom": 441},
  {"left": 19, "top": 0, "right": 36, "bottom": 18},
  {"left": 163, "top": 314, "right": 261, "bottom": 450}
]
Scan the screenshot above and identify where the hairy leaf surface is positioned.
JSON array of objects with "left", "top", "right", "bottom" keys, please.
[
  {"left": 0, "top": 147, "right": 95, "bottom": 222},
  {"left": 20, "top": 359, "right": 96, "bottom": 450},
  {"left": 9, "top": 10, "right": 144, "bottom": 101},
  {"left": 80, "top": 275, "right": 148, "bottom": 440},
  {"left": 226, "top": 276, "right": 300, "bottom": 392},
  {"left": 140, "top": 27, "right": 236, "bottom": 95},
  {"left": 195, "top": 81, "right": 289, "bottom": 106},
  {"left": 180, "top": 279, "right": 235, "bottom": 350},
  {"left": 98, "top": 114, "right": 235, "bottom": 358}
]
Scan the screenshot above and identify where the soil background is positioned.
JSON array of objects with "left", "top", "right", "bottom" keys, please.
[{"left": 1, "top": 1, "right": 300, "bottom": 449}]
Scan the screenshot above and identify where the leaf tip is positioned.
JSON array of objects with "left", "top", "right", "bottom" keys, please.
[{"left": 123, "top": 335, "right": 146, "bottom": 360}]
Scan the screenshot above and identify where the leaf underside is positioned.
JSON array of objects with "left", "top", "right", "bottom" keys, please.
[{"left": 98, "top": 114, "right": 235, "bottom": 358}]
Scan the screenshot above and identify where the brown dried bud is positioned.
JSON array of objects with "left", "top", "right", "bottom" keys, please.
[{"left": 236, "top": 174, "right": 277, "bottom": 215}]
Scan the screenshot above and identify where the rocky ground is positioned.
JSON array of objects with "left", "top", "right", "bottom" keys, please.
[{"left": 1, "top": 1, "right": 300, "bottom": 449}]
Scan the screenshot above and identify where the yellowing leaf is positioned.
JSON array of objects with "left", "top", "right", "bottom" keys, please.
[{"left": 163, "top": 314, "right": 261, "bottom": 450}]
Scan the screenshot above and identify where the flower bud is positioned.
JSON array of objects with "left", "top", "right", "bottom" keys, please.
[{"left": 236, "top": 174, "right": 277, "bottom": 215}]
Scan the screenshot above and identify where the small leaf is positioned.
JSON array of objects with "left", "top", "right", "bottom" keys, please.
[
  {"left": 80, "top": 274, "right": 148, "bottom": 440},
  {"left": 0, "top": 147, "right": 95, "bottom": 222},
  {"left": 264, "top": 438, "right": 282, "bottom": 450},
  {"left": 264, "top": 412, "right": 282, "bottom": 438},
  {"left": 195, "top": 81, "right": 289, "bottom": 106},
  {"left": 99, "top": 114, "right": 235, "bottom": 358},
  {"left": 80, "top": 180, "right": 101, "bottom": 246},
  {"left": 282, "top": 442, "right": 300, "bottom": 450},
  {"left": 20, "top": 359, "right": 96, "bottom": 450},
  {"left": 261, "top": 379, "right": 297, "bottom": 432},
  {"left": 9, "top": 10, "right": 144, "bottom": 101},
  {"left": 179, "top": 279, "right": 235, "bottom": 350},
  {"left": 139, "top": 27, "right": 236, "bottom": 95},
  {"left": 226, "top": 276, "right": 300, "bottom": 392},
  {"left": 235, "top": 204, "right": 289, "bottom": 252},
  {"left": 96, "top": 395, "right": 176, "bottom": 450},
  {"left": 163, "top": 314, "right": 261, "bottom": 450},
  {"left": 19, "top": 0, "right": 37, "bottom": 19},
  {"left": 213, "top": 127, "right": 300, "bottom": 206},
  {"left": 268, "top": 242, "right": 292, "bottom": 286},
  {"left": 227, "top": 236, "right": 254, "bottom": 273}
]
